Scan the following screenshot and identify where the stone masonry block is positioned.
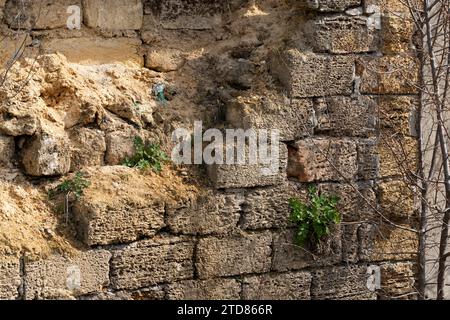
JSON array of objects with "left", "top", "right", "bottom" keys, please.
[
  {"left": 83, "top": 0, "right": 143, "bottom": 30},
  {"left": 381, "top": 14, "right": 414, "bottom": 54},
  {"left": 5, "top": 0, "right": 81, "bottom": 30},
  {"left": 241, "top": 182, "right": 305, "bottom": 230},
  {"left": 207, "top": 143, "right": 287, "bottom": 189},
  {"left": 296, "top": 0, "right": 361, "bottom": 12},
  {"left": 145, "top": 0, "right": 223, "bottom": 30},
  {"left": 0, "top": 135, "right": 14, "bottom": 167},
  {"left": 166, "top": 191, "right": 244, "bottom": 235},
  {"left": 24, "top": 250, "right": 111, "bottom": 300},
  {"left": 21, "top": 131, "right": 71, "bottom": 176},
  {"left": 69, "top": 128, "right": 106, "bottom": 171},
  {"left": 242, "top": 272, "right": 311, "bottom": 300},
  {"left": 271, "top": 50, "right": 354, "bottom": 98},
  {"left": 272, "top": 228, "right": 342, "bottom": 272},
  {"left": 379, "top": 262, "right": 417, "bottom": 300},
  {"left": 359, "top": 224, "right": 418, "bottom": 262},
  {"left": 315, "top": 96, "right": 377, "bottom": 137},
  {"left": 357, "top": 55, "right": 419, "bottom": 94},
  {"left": 0, "top": 258, "right": 20, "bottom": 300},
  {"left": 110, "top": 236, "right": 195, "bottom": 290},
  {"left": 287, "top": 138, "right": 358, "bottom": 182},
  {"left": 356, "top": 139, "right": 380, "bottom": 180},
  {"left": 378, "top": 180, "right": 416, "bottom": 223},
  {"left": 72, "top": 166, "right": 165, "bottom": 246},
  {"left": 196, "top": 232, "right": 272, "bottom": 279},
  {"left": 378, "top": 95, "right": 418, "bottom": 137},
  {"left": 226, "top": 96, "right": 315, "bottom": 141},
  {"left": 311, "top": 265, "right": 376, "bottom": 300},
  {"left": 306, "top": 15, "right": 379, "bottom": 54},
  {"left": 166, "top": 279, "right": 241, "bottom": 300},
  {"left": 378, "top": 135, "right": 418, "bottom": 178}
]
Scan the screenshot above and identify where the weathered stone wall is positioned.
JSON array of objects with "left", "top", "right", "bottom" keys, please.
[{"left": 0, "top": 0, "right": 419, "bottom": 300}]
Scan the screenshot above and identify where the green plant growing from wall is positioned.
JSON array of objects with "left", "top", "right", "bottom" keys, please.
[
  {"left": 122, "top": 136, "right": 169, "bottom": 172},
  {"left": 48, "top": 171, "right": 91, "bottom": 223},
  {"left": 289, "top": 186, "right": 341, "bottom": 247}
]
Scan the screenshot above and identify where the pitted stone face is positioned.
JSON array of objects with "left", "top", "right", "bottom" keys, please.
[{"left": 296, "top": 0, "right": 362, "bottom": 12}]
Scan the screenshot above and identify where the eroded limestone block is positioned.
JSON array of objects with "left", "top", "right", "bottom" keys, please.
[
  {"left": 356, "top": 139, "right": 380, "bottom": 180},
  {"left": 110, "top": 236, "right": 194, "bottom": 290},
  {"left": 381, "top": 14, "right": 414, "bottom": 54},
  {"left": 5, "top": 0, "right": 81, "bottom": 30},
  {"left": 0, "top": 135, "right": 14, "bottom": 167},
  {"left": 378, "top": 136, "right": 418, "bottom": 178},
  {"left": 378, "top": 96, "right": 418, "bottom": 137},
  {"left": 196, "top": 232, "right": 272, "bottom": 279},
  {"left": 0, "top": 103, "right": 39, "bottom": 136},
  {"left": 271, "top": 50, "right": 354, "bottom": 98},
  {"left": 166, "top": 279, "right": 241, "bottom": 300},
  {"left": 359, "top": 223, "right": 418, "bottom": 262},
  {"left": 145, "top": 48, "right": 186, "bottom": 72},
  {"left": 166, "top": 192, "right": 244, "bottom": 235},
  {"left": 83, "top": 0, "right": 143, "bottom": 30},
  {"left": 105, "top": 127, "right": 141, "bottom": 166},
  {"left": 207, "top": 143, "right": 287, "bottom": 189},
  {"left": 357, "top": 55, "right": 419, "bottom": 94},
  {"left": 311, "top": 265, "right": 376, "bottom": 299},
  {"left": 24, "top": 250, "right": 111, "bottom": 300},
  {"left": 226, "top": 97, "right": 315, "bottom": 141},
  {"left": 21, "top": 131, "right": 71, "bottom": 176},
  {"left": 241, "top": 183, "right": 306, "bottom": 230},
  {"left": 272, "top": 228, "right": 342, "bottom": 272},
  {"left": 69, "top": 128, "right": 106, "bottom": 171},
  {"left": 41, "top": 37, "right": 143, "bottom": 66},
  {"left": 72, "top": 166, "right": 166, "bottom": 246},
  {"left": 242, "top": 272, "right": 312, "bottom": 300},
  {"left": 0, "top": 258, "right": 20, "bottom": 300},
  {"left": 146, "top": 0, "right": 223, "bottom": 30},
  {"left": 287, "top": 138, "right": 358, "bottom": 182},
  {"left": 379, "top": 262, "right": 417, "bottom": 300},
  {"left": 378, "top": 180, "right": 415, "bottom": 222},
  {"left": 306, "top": 15, "right": 379, "bottom": 53},
  {"left": 315, "top": 96, "right": 377, "bottom": 137},
  {"left": 295, "top": 0, "right": 361, "bottom": 12}
]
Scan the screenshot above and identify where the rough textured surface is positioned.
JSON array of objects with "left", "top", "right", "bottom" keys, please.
[
  {"left": 272, "top": 228, "right": 342, "bottom": 272},
  {"left": 21, "top": 130, "right": 71, "bottom": 176},
  {"left": 379, "top": 262, "right": 417, "bottom": 299},
  {"left": 0, "top": 135, "right": 14, "bottom": 167},
  {"left": 83, "top": 0, "right": 143, "bottom": 30},
  {"left": 242, "top": 272, "right": 311, "bottom": 300},
  {"left": 72, "top": 166, "right": 196, "bottom": 246},
  {"left": 167, "top": 192, "right": 244, "bottom": 235},
  {"left": 315, "top": 96, "right": 377, "bottom": 137},
  {"left": 359, "top": 224, "right": 418, "bottom": 262},
  {"left": 196, "top": 232, "right": 272, "bottom": 279},
  {"left": 0, "top": 0, "right": 420, "bottom": 300},
  {"left": 207, "top": 143, "right": 288, "bottom": 189},
  {"left": 226, "top": 96, "right": 315, "bottom": 141},
  {"left": 241, "top": 183, "right": 301, "bottom": 230},
  {"left": 296, "top": 0, "right": 361, "bottom": 12},
  {"left": 24, "top": 250, "right": 111, "bottom": 300},
  {"left": 311, "top": 266, "right": 376, "bottom": 300},
  {"left": 358, "top": 55, "right": 419, "bottom": 94},
  {"left": 167, "top": 279, "right": 241, "bottom": 300},
  {"left": 287, "top": 138, "right": 358, "bottom": 182},
  {"left": 110, "top": 236, "right": 195, "bottom": 290},
  {"left": 306, "top": 15, "right": 379, "bottom": 53},
  {"left": 271, "top": 50, "right": 354, "bottom": 98},
  {"left": 0, "top": 258, "right": 20, "bottom": 300},
  {"left": 5, "top": 0, "right": 81, "bottom": 29},
  {"left": 69, "top": 128, "right": 106, "bottom": 171}
]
